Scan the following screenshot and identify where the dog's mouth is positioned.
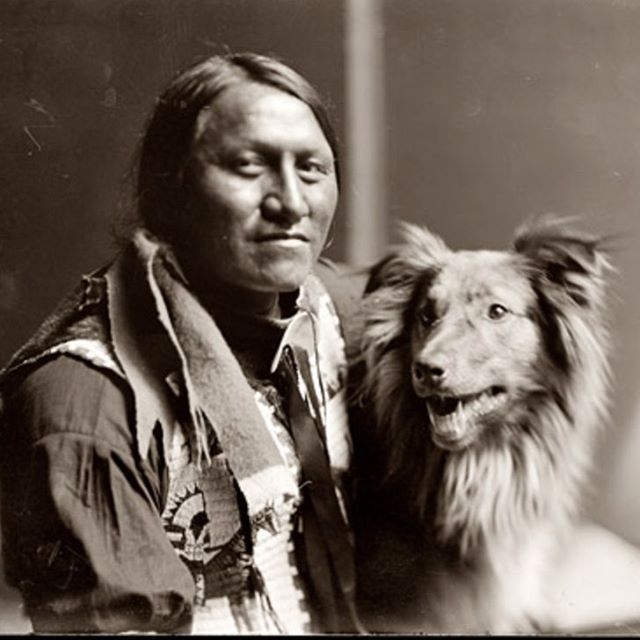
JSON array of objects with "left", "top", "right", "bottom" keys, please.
[{"left": 425, "top": 386, "right": 508, "bottom": 450}]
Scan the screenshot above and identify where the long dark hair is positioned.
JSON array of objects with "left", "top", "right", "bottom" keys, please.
[{"left": 135, "top": 52, "right": 340, "bottom": 242}]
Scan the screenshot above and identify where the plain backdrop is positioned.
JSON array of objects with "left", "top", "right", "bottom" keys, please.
[
  {"left": 381, "top": 0, "right": 640, "bottom": 548},
  {"left": 1, "top": 0, "right": 640, "bottom": 630}
]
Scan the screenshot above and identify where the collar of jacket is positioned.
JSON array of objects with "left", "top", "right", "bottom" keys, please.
[
  {"left": 106, "top": 229, "right": 301, "bottom": 520},
  {"left": 0, "top": 229, "right": 362, "bottom": 524}
]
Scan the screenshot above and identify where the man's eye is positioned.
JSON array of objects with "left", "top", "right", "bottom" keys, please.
[
  {"left": 297, "top": 160, "right": 329, "bottom": 182},
  {"left": 487, "top": 303, "right": 511, "bottom": 320},
  {"left": 232, "top": 156, "right": 265, "bottom": 176}
]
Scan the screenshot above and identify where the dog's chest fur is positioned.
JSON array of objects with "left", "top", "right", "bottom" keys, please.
[
  {"left": 355, "top": 446, "right": 572, "bottom": 634},
  {"left": 423, "top": 491, "right": 566, "bottom": 634}
]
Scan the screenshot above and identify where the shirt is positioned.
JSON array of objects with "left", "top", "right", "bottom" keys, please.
[{"left": 0, "top": 262, "right": 354, "bottom": 634}]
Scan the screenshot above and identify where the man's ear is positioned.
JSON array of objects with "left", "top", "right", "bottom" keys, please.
[{"left": 513, "top": 217, "right": 610, "bottom": 309}]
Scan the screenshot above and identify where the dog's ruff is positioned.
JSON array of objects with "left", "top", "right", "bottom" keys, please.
[{"left": 354, "top": 219, "right": 611, "bottom": 634}]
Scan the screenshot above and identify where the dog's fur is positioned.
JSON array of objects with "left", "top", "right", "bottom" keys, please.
[{"left": 352, "top": 219, "right": 611, "bottom": 634}]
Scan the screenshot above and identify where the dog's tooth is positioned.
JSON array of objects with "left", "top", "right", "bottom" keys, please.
[
  {"left": 455, "top": 404, "right": 467, "bottom": 432},
  {"left": 426, "top": 401, "right": 437, "bottom": 425},
  {"left": 431, "top": 389, "right": 507, "bottom": 433}
]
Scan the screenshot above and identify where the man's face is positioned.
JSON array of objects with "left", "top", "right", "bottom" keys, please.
[{"left": 180, "top": 82, "right": 338, "bottom": 303}]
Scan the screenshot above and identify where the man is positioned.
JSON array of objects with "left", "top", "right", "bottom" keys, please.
[{"left": 0, "top": 52, "right": 365, "bottom": 634}]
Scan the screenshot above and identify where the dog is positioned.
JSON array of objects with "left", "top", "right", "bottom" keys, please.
[{"left": 351, "top": 218, "right": 611, "bottom": 634}]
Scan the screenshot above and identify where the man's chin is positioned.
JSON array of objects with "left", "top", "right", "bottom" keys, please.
[{"left": 254, "top": 258, "right": 315, "bottom": 293}]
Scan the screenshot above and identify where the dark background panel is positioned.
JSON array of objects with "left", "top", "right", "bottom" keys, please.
[
  {"left": 0, "top": 0, "right": 346, "bottom": 366},
  {"left": 384, "top": 0, "right": 640, "bottom": 546},
  {"left": 0, "top": 0, "right": 345, "bottom": 629}
]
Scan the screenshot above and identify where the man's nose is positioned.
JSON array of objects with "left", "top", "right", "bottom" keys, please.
[{"left": 262, "top": 164, "right": 309, "bottom": 222}]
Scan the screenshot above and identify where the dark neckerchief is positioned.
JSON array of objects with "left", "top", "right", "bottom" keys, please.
[{"left": 208, "top": 295, "right": 295, "bottom": 383}]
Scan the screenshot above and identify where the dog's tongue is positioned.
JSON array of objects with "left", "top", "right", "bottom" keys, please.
[{"left": 429, "top": 396, "right": 460, "bottom": 416}]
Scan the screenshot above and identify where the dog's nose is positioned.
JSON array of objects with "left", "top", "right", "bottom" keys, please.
[{"left": 413, "top": 362, "right": 446, "bottom": 385}]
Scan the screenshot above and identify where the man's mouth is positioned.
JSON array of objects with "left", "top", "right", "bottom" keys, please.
[
  {"left": 425, "top": 387, "right": 508, "bottom": 449},
  {"left": 256, "top": 232, "right": 309, "bottom": 243}
]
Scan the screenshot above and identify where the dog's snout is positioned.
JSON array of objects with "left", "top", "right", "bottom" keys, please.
[{"left": 413, "top": 361, "right": 446, "bottom": 385}]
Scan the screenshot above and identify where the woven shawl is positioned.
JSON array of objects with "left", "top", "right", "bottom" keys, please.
[{"left": 106, "top": 229, "right": 301, "bottom": 522}]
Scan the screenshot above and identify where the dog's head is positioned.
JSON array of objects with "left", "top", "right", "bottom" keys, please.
[{"left": 362, "top": 218, "right": 610, "bottom": 454}]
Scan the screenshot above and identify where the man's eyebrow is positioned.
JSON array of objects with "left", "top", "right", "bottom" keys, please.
[{"left": 222, "top": 139, "right": 334, "bottom": 160}]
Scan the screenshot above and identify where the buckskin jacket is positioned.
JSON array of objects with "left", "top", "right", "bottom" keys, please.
[{"left": 0, "top": 229, "right": 367, "bottom": 634}]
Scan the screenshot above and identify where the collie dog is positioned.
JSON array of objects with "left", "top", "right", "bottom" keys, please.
[{"left": 352, "top": 219, "right": 611, "bottom": 634}]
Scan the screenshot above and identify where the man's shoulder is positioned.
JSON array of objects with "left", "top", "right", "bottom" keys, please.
[
  {"left": 315, "top": 258, "right": 369, "bottom": 312},
  {"left": 3, "top": 354, "right": 132, "bottom": 449},
  {"left": 314, "top": 258, "right": 369, "bottom": 303},
  {"left": 314, "top": 258, "right": 370, "bottom": 361},
  {"left": 0, "top": 271, "right": 118, "bottom": 382}
]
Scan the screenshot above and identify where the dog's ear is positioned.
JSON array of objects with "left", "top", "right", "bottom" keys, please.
[
  {"left": 365, "top": 254, "right": 394, "bottom": 293},
  {"left": 365, "top": 222, "right": 450, "bottom": 293},
  {"left": 513, "top": 217, "right": 610, "bottom": 309}
]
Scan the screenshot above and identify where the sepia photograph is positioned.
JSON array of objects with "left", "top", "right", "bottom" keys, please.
[{"left": 1, "top": 0, "right": 640, "bottom": 634}]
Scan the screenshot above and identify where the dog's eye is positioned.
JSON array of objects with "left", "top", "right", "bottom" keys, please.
[{"left": 487, "top": 303, "right": 510, "bottom": 320}]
